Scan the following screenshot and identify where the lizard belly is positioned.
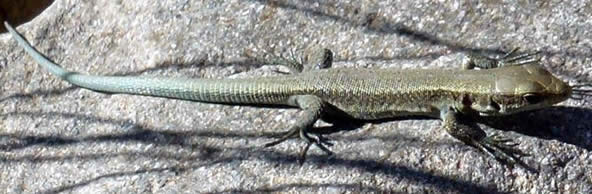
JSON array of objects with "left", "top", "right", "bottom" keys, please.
[{"left": 326, "top": 99, "right": 442, "bottom": 120}]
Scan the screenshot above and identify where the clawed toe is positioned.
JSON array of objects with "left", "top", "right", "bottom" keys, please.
[
  {"left": 264, "top": 128, "right": 299, "bottom": 147},
  {"left": 264, "top": 128, "right": 334, "bottom": 164},
  {"left": 298, "top": 136, "right": 334, "bottom": 165},
  {"left": 478, "top": 133, "right": 530, "bottom": 166},
  {"left": 307, "top": 133, "right": 334, "bottom": 155},
  {"left": 497, "top": 47, "right": 541, "bottom": 66}
]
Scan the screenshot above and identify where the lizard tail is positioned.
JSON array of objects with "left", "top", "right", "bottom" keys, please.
[
  {"left": 4, "top": 22, "right": 72, "bottom": 79},
  {"left": 5, "top": 22, "right": 295, "bottom": 105}
]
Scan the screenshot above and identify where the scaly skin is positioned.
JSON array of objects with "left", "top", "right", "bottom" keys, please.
[{"left": 4, "top": 22, "right": 572, "bottom": 166}]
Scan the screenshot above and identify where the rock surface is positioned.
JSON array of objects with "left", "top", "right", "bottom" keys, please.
[{"left": 1, "top": 0, "right": 591, "bottom": 193}]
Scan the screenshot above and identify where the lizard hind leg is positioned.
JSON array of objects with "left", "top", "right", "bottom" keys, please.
[
  {"left": 263, "top": 95, "right": 334, "bottom": 164},
  {"left": 270, "top": 48, "right": 334, "bottom": 74},
  {"left": 313, "top": 48, "right": 334, "bottom": 70},
  {"left": 440, "top": 106, "right": 530, "bottom": 168}
]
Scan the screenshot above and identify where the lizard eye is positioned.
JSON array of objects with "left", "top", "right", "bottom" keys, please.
[{"left": 523, "top": 93, "right": 543, "bottom": 104}]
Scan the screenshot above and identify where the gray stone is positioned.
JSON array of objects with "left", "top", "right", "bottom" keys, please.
[{"left": 1, "top": 0, "right": 590, "bottom": 193}]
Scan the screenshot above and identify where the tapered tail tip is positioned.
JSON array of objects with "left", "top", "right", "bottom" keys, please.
[{"left": 4, "top": 21, "right": 13, "bottom": 30}]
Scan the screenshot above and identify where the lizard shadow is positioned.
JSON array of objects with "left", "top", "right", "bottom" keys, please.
[
  {"left": 1, "top": 111, "right": 510, "bottom": 193},
  {"left": 0, "top": 112, "right": 499, "bottom": 193},
  {"left": 34, "top": 146, "right": 502, "bottom": 194},
  {"left": 475, "top": 106, "right": 592, "bottom": 150},
  {"left": 314, "top": 106, "right": 592, "bottom": 151}
]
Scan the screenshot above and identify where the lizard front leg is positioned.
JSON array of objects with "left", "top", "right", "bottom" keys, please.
[
  {"left": 462, "top": 47, "right": 541, "bottom": 69},
  {"left": 440, "top": 106, "right": 528, "bottom": 167},
  {"left": 264, "top": 95, "right": 333, "bottom": 163}
]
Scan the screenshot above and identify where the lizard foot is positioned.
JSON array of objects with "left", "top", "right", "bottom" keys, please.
[
  {"left": 471, "top": 132, "right": 530, "bottom": 167},
  {"left": 263, "top": 95, "right": 333, "bottom": 164},
  {"left": 264, "top": 128, "right": 334, "bottom": 164},
  {"left": 465, "top": 47, "right": 541, "bottom": 69},
  {"left": 441, "top": 106, "right": 530, "bottom": 168},
  {"left": 495, "top": 47, "right": 541, "bottom": 66}
]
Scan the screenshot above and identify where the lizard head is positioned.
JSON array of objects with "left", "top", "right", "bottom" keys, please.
[{"left": 473, "top": 64, "right": 571, "bottom": 116}]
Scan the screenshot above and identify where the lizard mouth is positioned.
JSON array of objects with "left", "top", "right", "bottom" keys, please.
[
  {"left": 478, "top": 110, "right": 502, "bottom": 117},
  {"left": 478, "top": 112, "right": 494, "bottom": 116}
]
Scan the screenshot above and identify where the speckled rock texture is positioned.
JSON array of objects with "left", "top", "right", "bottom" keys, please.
[{"left": 1, "top": 0, "right": 591, "bottom": 193}]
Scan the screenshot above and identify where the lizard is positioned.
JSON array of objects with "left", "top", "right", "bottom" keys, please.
[{"left": 4, "top": 22, "right": 580, "bottom": 166}]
